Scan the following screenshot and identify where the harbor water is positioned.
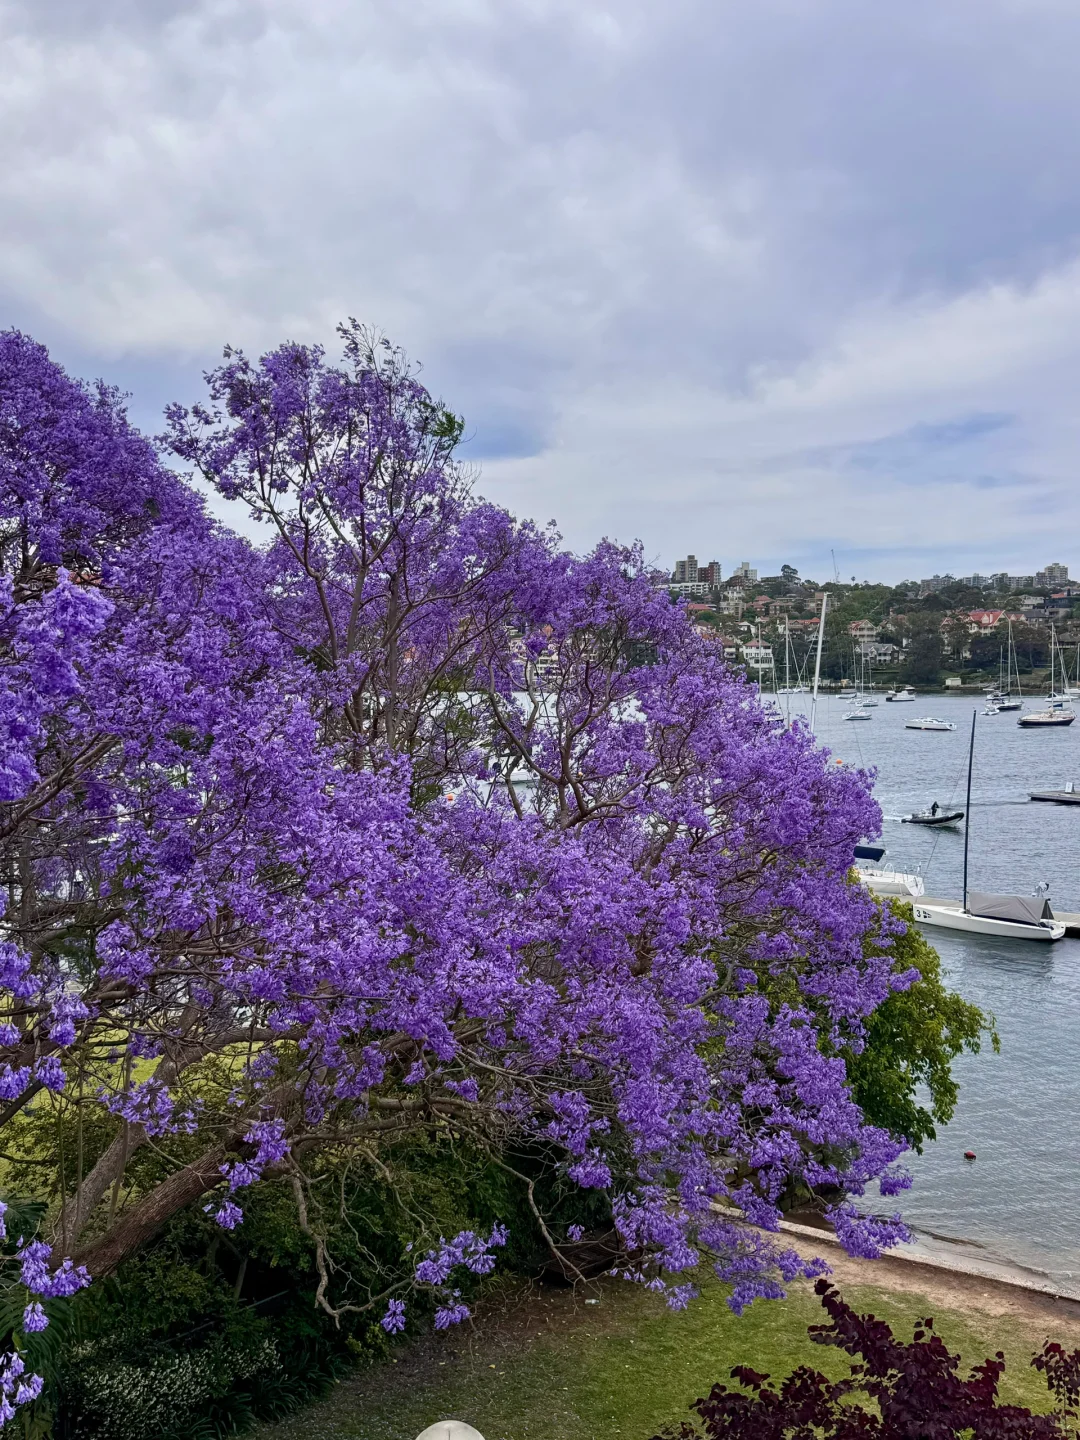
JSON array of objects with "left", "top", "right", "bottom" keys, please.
[{"left": 801, "top": 690, "right": 1080, "bottom": 1289}]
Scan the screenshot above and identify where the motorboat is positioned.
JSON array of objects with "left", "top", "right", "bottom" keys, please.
[
  {"left": 852, "top": 843, "right": 925, "bottom": 899},
  {"left": 901, "top": 807, "right": 964, "bottom": 827},
  {"left": 904, "top": 716, "right": 956, "bottom": 731},
  {"left": 885, "top": 687, "right": 916, "bottom": 702},
  {"left": 858, "top": 866, "right": 925, "bottom": 898},
  {"left": 982, "top": 703, "right": 1003, "bottom": 716},
  {"left": 914, "top": 896, "right": 1065, "bottom": 942},
  {"left": 911, "top": 711, "right": 1066, "bottom": 943}
]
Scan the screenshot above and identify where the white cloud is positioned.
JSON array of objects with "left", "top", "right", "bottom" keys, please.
[{"left": 4, "top": 0, "right": 1080, "bottom": 579}]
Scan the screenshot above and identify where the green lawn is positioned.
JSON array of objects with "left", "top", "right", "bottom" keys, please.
[{"left": 254, "top": 1267, "right": 1070, "bottom": 1440}]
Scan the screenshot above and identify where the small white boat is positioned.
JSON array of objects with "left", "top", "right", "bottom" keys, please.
[
  {"left": 904, "top": 716, "right": 956, "bottom": 731},
  {"left": 885, "top": 687, "right": 916, "bottom": 702},
  {"left": 982, "top": 703, "right": 1003, "bottom": 716},
  {"left": 859, "top": 866, "right": 925, "bottom": 898},
  {"left": 914, "top": 898, "right": 1065, "bottom": 942},
  {"left": 843, "top": 706, "right": 872, "bottom": 721},
  {"left": 912, "top": 711, "right": 1066, "bottom": 942}
]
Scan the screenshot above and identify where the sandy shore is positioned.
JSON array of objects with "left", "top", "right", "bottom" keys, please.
[{"left": 779, "top": 1218, "right": 1080, "bottom": 1336}]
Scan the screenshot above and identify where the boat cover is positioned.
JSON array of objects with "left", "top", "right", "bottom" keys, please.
[
  {"left": 967, "top": 892, "right": 1055, "bottom": 925},
  {"left": 854, "top": 844, "right": 886, "bottom": 862}
]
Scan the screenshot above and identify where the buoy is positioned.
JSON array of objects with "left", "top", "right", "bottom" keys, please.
[{"left": 964, "top": 1150, "right": 976, "bottom": 1160}]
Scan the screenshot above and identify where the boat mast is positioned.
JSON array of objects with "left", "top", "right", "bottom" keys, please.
[
  {"left": 962, "top": 710, "right": 976, "bottom": 914},
  {"left": 809, "top": 592, "right": 828, "bottom": 736},
  {"left": 1051, "top": 623, "right": 1056, "bottom": 697},
  {"left": 1008, "top": 616, "right": 1021, "bottom": 697}
]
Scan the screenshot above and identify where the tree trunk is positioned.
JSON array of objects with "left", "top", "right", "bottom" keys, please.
[
  {"left": 71, "top": 1144, "right": 227, "bottom": 1276},
  {"left": 51, "top": 1123, "right": 149, "bottom": 1250}
]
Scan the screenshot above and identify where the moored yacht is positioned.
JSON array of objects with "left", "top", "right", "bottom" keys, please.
[{"left": 912, "top": 712, "right": 1066, "bottom": 943}]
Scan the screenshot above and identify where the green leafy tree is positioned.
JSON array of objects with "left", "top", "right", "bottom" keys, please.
[
  {"left": 845, "top": 903, "right": 997, "bottom": 1151},
  {"left": 899, "top": 614, "right": 943, "bottom": 684}
]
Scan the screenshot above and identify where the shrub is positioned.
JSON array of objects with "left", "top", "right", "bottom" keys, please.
[{"left": 652, "top": 1279, "right": 1075, "bottom": 1438}]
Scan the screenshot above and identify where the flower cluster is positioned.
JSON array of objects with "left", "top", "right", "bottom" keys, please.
[
  {"left": 381, "top": 1225, "right": 510, "bottom": 1333},
  {"left": 0, "top": 324, "right": 923, "bottom": 1377}
]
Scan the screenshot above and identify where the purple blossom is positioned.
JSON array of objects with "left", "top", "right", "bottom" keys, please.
[
  {"left": 21, "top": 1303, "right": 46, "bottom": 1333},
  {"left": 205, "top": 1199, "right": 244, "bottom": 1231},
  {"left": 0, "top": 1066, "right": 30, "bottom": 1101},
  {"left": 0, "top": 326, "right": 938, "bottom": 1339},
  {"left": 33, "top": 1057, "right": 66, "bottom": 1093},
  {"left": 17, "top": 1241, "right": 90, "bottom": 1298},
  {"left": 380, "top": 1298, "right": 406, "bottom": 1333}
]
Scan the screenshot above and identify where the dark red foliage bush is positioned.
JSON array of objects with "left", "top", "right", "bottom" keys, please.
[{"left": 651, "top": 1277, "right": 1078, "bottom": 1438}]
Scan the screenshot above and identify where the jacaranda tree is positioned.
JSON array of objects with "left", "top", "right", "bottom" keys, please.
[{"left": 0, "top": 325, "right": 917, "bottom": 1420}]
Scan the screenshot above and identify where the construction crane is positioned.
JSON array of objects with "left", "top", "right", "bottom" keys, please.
[{"left": 830, "top": 549, "right": 840, "bottom": 584}]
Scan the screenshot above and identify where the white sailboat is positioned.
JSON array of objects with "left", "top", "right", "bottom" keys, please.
[
  {"left": 913, "top": 712, "right": 1066, "bottom": 942},
  {"left": 1067, "top": 643, "right": 1080, "bottom": 700},
  {"left": 995, "top": 618, "right": 1025, "bottom": 710},
  {"left": 776, "top": 618, "right": 808, "bottom": 694},
  {"left": 850, "top": 640, "right": 879, "bottom": 706},
  {"left": 1019, "top": 624, "right": 1075, "bottom": 727}
]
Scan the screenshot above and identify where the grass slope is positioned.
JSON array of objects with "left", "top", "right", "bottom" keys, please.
[{"left": 254, "top": 1260, "right": 1075, "bottom": 1440}]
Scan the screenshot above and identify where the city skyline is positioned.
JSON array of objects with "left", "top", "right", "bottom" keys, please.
[{"left": 666, "top": 554, "right": 1073, "bottom": 591}]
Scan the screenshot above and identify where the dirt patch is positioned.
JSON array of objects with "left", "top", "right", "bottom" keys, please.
[{"left": 812, "top": 1236, "right": 1080, "bottom": 1335}]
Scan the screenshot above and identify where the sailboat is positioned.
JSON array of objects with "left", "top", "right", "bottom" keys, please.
[
  {"left": 776, "top": 617, "right": 808, "bottom": 694},
  {"left": 851, "top": 643, "right": 878, "bottom": 706},
  {"left": 1067, "top": 642, "right": 1080, "bottom": 700},
  {"left": 987, "top": 618, "right": 1024, "bottom": 711},
  {"left": 913, "top": 713, "right": 1066, "bottom": 941},
  {"left": 1018, "top": 624, "right": 1075, "bottom": 727}
]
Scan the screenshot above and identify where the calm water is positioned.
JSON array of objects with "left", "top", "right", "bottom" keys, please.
[{"left": 799, "top": 691, "right": 1080, "bottom": 1284}]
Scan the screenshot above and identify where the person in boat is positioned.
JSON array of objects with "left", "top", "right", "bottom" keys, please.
[{"left": 930, "top": 801, "right": 939, "bottom": 816}]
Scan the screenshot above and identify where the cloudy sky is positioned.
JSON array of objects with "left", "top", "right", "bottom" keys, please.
[{"left": 4, "top": 0, "right": 1080, "bottom": 582}]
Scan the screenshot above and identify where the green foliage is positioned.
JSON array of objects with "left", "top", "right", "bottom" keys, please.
[
  {"left": 846, "top": 901, "right": 997, "bottom": 1151},
  {"left": 32, "top": 1131, "right": 605, "bottom": 1439},
  {"left": 900, "top": 613, "right": 944, "bottom": 684}
]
